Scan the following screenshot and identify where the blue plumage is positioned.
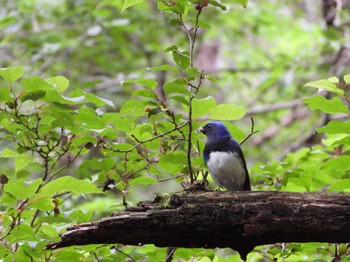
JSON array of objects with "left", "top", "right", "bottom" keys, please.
[{"left": 199, "top": 122, "right": 251, "bottom": 191}]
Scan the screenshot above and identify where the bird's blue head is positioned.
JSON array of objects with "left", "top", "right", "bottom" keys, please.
[{"left": 199, "top": 122, "right": 232, "bottom": 141}]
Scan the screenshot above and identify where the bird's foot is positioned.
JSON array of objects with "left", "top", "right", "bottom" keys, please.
[{"left": 184, "top": 182, "right": 208, "bottom": 192}]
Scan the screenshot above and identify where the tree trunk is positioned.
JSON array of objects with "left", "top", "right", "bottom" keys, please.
[{"left": 46, "top": 191, "right": 350, "bottom": 260}]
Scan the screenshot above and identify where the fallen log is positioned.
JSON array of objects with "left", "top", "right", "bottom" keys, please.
[{"left": 46, "top": 191, "right": 350, "bottom": 260}]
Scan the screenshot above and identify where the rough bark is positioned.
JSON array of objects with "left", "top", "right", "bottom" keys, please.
[{"left": 46, "top": 191, "right": 350, "bottom": 260}]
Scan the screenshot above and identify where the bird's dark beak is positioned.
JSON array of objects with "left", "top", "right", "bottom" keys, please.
[{"left": 197, "top": 126, "right": 205, "bottom": 134}]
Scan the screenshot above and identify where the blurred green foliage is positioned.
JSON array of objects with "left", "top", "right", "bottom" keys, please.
[{"left": 0, "top": 0, "right": 349, "bottom": 261}]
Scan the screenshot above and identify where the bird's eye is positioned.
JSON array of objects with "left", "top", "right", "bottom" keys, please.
[{"left": 207, "top": 124, "right": 211, "bottom": 129}]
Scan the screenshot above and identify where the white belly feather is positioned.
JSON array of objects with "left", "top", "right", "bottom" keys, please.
[{"left": 206, "top": 151, "right": 246, "bottom": 191}]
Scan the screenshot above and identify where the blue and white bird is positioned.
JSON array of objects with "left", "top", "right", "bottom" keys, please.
[{"left": 199, "top": 122, "right": 251, "bottom": 191}]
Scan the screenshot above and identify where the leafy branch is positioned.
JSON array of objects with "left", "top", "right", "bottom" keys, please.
[{"left": 178, "top": 4, "right": 207, "bottom": 184}]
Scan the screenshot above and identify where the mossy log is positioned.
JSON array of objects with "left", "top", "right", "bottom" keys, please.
[{"left": 46, "top": 191, "right": 350, "bottom": 260}]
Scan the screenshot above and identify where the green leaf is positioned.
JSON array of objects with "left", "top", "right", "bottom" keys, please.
[
  {"left": 209, "top": 1, "right": 227, "bottom": 10},
  {"left": 75, "top": 199, "right": 121, "bottom": 214},
  {"left": 67, "top": 210, "right": 93, "bottom": 223},
  {"left": 132, "top": 89, "right": 155, "bottom": 98},
  {"left": 328, "top": 76, "right": 339, "bottom": 83},
  {"left": 171, "top": 95, "right": 189, "bottom": 105},
  {"left": 20, "top": 76, "right": 54, "bottom": 101},
  {"left": 149, "top": 64, "right": 179, "bottom": 73},
  {"left": 15, "top": 154, "right": 36, "bottom": 173},
  {"left": 45, "top": 76, "right": 69, "bottom": 93},
  {"left": 53, "top": 249, "right": 85, "bottom": 261},
  {"left": 0, "top": 67, "right": 24, "bottom": 83},
  {"left": 159, "top": 152, "right": 187, "bottom": 173},
  {"left": 158, "top": 1, "right": 180, "bottom": 14},
  {"left": 328, "top": 179, "right": 350, "bottom": 192},
  {"left": 120, "top": 99, "right": 153, "bottom": 116},
  {"left": 28, "top": 194, "right": 54, "bottom": 211},
  {"left": 321, "top": 156, "right": 350, "bottom": 171},
  {"left": 121, "top": 0, "right": 144, "bottom": 12},
  {"left": 17, "top": 242, "right": 42, "bottom": 260},
  {"left": 305, "top": 79, "right": 344, "bottom": 95},
  {"left": 85, "top": 93, "right": 115, "bottom": 108},
  {"left": 4, "top": 180, "right": 26, "bottom": 199},
  {"left": 332, "top": 136, "right": 350, "bottom": 146},
  {"left": 170, "top": 18, "right": 180, "bottom": 26},
  {"left": 129, "top": 176, "right": 158, "bottom": 186},
  {"left": 227, "top": 124, "right": 246, "bottom": 142},
  {"left": 1, "top": 148, "right": 20, "bottom": 158},
  {"left": 122, "top": 78, "right": 158, "bottom": 89},
  {"left": 4, "top": 178, "right": 42, "bottom": 200},
  {"left": 157, "top": 0, "right": 189, "bottom": 16},
  {"left": 20, "top": 90, "right": 47, "bottom": 102},
  {"left": 192, "top": 96, "right": 216, "bottom": 118},
  {"left": 22, "top": 179, "right": 43, "bottom": 198},
  {"left": 44, "top": 90, "right": 80, "bottom": 105},
  {"left": 130, "top": 123, "right": 153, "bottom": 141},
  {"left": 12, "top": 224, "right": 38, "bottom": 241},
  {"left": 22, "top": 76, "right": 54, "bottom": 91},
  {"left": 165, "top": 45, "right": 178, "bottom": 52},
  {"left": 41, "top": 224, "right": 59, "bottom": 239},
  {"left": 64, "top": 89, "right": 114, "bottom": 107},
  {"left": 344, "top": 74, "right": 350, "bottom": 84},
  {"left": 299, "top": 170, "right": 311, "bottom": 192},
  {"left": 102, "top": 113, "right": 132, "bottom": 132},
  {"left": 76, "top": 106, "right": 105, "bottom": 129},
  {"left": 210, "top": 104, "right": 247, "bottom": 120},
  {"left": 317, "top": 121, "right": 350, "bottom": 134},
  {"left": 41, "top": 176, "right": 101, "bottom": 195},
  {"left": 207, "top": 76, "right": 219, "bottom": 83},
  {"left": 70, "top": 135, "right": 97, "bottom": 148},
  {"left": 80, "top": 157, "right": 116, "bottom": 172},
  {"left": 172, "top": 51, "right": 190, "bottom": 70},
  {"left": 0, "top": 86, "right": 11, "bottom": 102},
  {"left": 186, "top": 67, "right": 201, "bottom": 77},
  {"left": 163, "top": 80, "right": 190, "bottom": 96},
  {"left": 303, "top": 96, "right": 348, "bottom": 114},
  {"left": 110, "top": 143, "right": 134, "bottom": 151},
  {"left": 235, "top": 0, "right": 248, "bottom": 8},
  {"left": 1, "top": 149, "right": 38, "bottom": 174}
]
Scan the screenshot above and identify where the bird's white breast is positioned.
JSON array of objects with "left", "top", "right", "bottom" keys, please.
[{"left": 206, "top": 151, "right": 246, "bottom": 191}]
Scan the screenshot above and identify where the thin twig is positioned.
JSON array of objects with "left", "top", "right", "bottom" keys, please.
[
  {"left": 43, "top": 146, "right": 85, "bottom": 184},
  {"left": 104, "top": 121, "right": 189, "bottom": 153},
  {"left": 111, "top": 246, "right": 136, "bottom": 262},
  {"left": 152, "top": 88, "right": 187, "bottom": 140},
  {"left": 240, "top": 117, "right": 259, "bottom": 145},
  {"left": 190, "top": 7, "right": 202, "bottom": 68},
  {"left": 338, "top": 82, "right": 350, "bottom": 104},
  {"left": 186, "top": 72, "right": 204, "bottom": 184},
  {"left": 164, "top": 247, "right": 177, "bottom": 262},
  {"left": 157, "top": 174, "right": 186, "bottom": 183},
  {"left": 93, "top": 252, "right": 101, "bottom": 262},
  {"left": 127, "top": 163, "right": 151, "bottom": 180},
  {"left": 187, "top": 99, "right": 194, "bottom": 184},
  {"left": 179, "top": 14, "right": 192, "bottom": 66}
]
